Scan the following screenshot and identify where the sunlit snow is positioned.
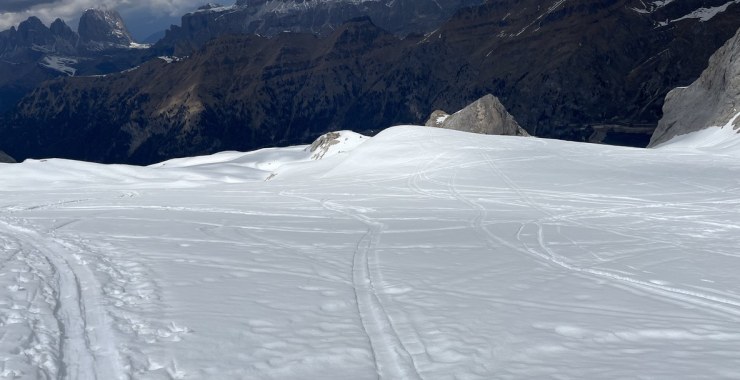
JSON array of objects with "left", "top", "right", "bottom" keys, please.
[{"left": 1, "top": 126, "right": 740, "bottom": 379}]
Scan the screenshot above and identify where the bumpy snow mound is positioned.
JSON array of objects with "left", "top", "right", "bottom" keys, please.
[{"left": 649, "top": 26, "right": 740, "bottom": 147}]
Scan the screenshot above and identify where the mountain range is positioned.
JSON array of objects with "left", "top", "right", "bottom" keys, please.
[
  {"left": 1, "top": 0, "right": 740, "bottom": 164},
  {"left": 0, "top": 9, "right": 150, "bottom": 113}
]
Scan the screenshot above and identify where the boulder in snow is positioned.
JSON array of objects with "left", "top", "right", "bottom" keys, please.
[
  {"left": 425, "top": 94, "right": 529, "bottom": 137},
  {"left": 307, "top": 131, "right": 368, "bottom": 160}
]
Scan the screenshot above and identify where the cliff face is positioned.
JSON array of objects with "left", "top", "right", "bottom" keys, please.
[
  {"left": 649, "top": 26, "right": 740, "bottom": 147},
  {"left": 78, "top": 9, "right": 135, "bottom": 50}
]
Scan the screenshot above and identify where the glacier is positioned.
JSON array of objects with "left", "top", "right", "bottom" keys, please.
[{"left": 1, "top": 126, "right": 739, "bottom": 379}]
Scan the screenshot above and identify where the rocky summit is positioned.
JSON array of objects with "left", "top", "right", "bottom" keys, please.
[
  {"left": 78, "top": 9, "right": 135, "bottom": 51},
  {"left": 649, "top": 26, "right": 740, "bottom": 147},
  {"left": 425, "top": 94, "right": 529, "bottom": 137}
]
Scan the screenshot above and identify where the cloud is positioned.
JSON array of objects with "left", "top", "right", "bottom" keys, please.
[
  {"left": 0, "top": 0, "right": 208, "bottom": 31},
  {"left": 0, "top": 0, "right": 59, "bottom": 13}
]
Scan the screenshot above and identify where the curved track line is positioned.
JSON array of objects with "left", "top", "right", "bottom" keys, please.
[
  {"left": 0, "top": 218, "right": 125, "bottom": 380},
  {"left": 321, "top": 200, "right": 423, "bottom": 380}
]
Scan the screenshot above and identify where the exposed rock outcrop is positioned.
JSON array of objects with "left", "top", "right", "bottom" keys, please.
[
  {"left": 425, "top": 95, "right": 529, "bottom": 137},
  {"left": 307, "top": 131, "right": 368, "bottom": 160},
  {"left": 78, "top": 9, "right": 135, "bottom": 50},
  {"left": 649, "top": 27, "right": 740, "bottom": 147},
  {"left": 0, "top": 150, "right": 16, "bottom": 163}
]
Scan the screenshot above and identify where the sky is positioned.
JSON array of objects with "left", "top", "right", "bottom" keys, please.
[{"left": 0, "top": 0, "right": 221, "bottom": 40}]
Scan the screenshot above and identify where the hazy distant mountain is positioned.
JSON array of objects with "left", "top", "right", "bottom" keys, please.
[
  {"left": 0, "top": 9, "right": 151, "bottom": 112},
  {"left": 153, "top": 0, "right": 485, "bottom": 55}
]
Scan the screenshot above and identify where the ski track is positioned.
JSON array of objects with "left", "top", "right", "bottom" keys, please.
[
  {"left": 0, "top": 217, "right": 125, "bottom": 380},
  {"left": 475, "top": 153, "right": 740, "bottom": 321},
  {"left": 2, "top": 126, "right": 740, "bottom": 378},
  {"left": 297, "top": 193, "right": 424, "bottom": 380}
]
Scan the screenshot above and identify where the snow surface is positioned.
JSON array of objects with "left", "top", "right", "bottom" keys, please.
[
  {"left": 39, "top": 56, "right": 77, "bottom": 76},
  {"left": 654, "top": 111, "right": 740, "bottom": 153},
  {"left": 2, "top": 126, "right": 740, "bottom": 379}
]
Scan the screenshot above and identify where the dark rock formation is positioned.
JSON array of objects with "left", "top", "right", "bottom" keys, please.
[
  {"left": 649, "top": 26, "right": 740, "bottom": 147},
  {"left": 425, "top": 94, "right": 529, "bottom": 137},
  {"left": 78, "top": 9, "right": 135, "bottom": 50}
]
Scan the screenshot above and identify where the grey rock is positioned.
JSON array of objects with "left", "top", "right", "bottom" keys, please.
[
  {"left": 426, "top": 94, "right": 529, "bottom": 137},
  {"left": 0, "top": 150, "right": 16, "bottom": 163},
  {"left": 78, "top": 9, "right": 134, "bottom": 50},
  {"left": 649, "top": 27, "right": 740, "bottom": 147},
  {"left": 425, "top": 110, "right": 449, "bottom": 128},
  {"left": 308, "top": 132, "right": 341, "bottom": 160}
]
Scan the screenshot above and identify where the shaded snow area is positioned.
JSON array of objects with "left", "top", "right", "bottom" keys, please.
[
  {"left": 654, "top": 111, "right": 740, "bottom": 153},
  {"left": 653, "top": 0, "right": 740, "bottom": 25},
  {"left": 2, "top": 126, "right": 740, "bottom": 379},
  {"left": 39, "top": 56, "right": 77, "bottom": 76}
]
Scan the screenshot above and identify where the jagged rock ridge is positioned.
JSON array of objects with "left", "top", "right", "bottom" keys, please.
[
  {"left": 649, "top": 26, "right": 740, "bottom": 147},
  {"left": 425, "top": 94, "right": 529, "bottom": 137}
]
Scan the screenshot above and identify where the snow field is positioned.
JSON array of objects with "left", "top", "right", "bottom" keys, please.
[{"left": 1, "top": 125, "right": 740, "bottom": 378}]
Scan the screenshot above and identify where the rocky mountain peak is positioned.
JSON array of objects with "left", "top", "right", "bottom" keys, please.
[
  {"left": 649, "top": 26, "right": 740, "bottom": 147},
  {"left": 50, "top": 19, "right": 73, "bottom": 36},
  {"left": 78, "top": 9, "right": 134, "bottom": 50},
  {"left": 16, "top": 16, "right": 54, "bottom": 45},
  {"left": 425, "top": 94, "right": 530, "bottom": 137}
]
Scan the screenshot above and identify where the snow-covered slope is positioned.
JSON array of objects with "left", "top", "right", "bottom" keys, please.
[
  {"left": 654, "top": 111, "right": 740, "bottom": 152},
  {"left": 2, "top": 126, "right": 740, "bottom": 379}
]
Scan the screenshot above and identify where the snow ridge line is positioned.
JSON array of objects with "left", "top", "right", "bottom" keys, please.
[
  {"left": 321, "top": 200, "right": 423, "bottom": 380},
  {"left": 0, "top": 218, "right": 125, "bottom": 380}
]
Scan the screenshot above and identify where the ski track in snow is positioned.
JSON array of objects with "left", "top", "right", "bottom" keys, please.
[
  {"left": 0, "top": 217, "right": 124, "bottom": 380},
  {"left": 281, "top": 191, "right": 424, "bottom": 380}
]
